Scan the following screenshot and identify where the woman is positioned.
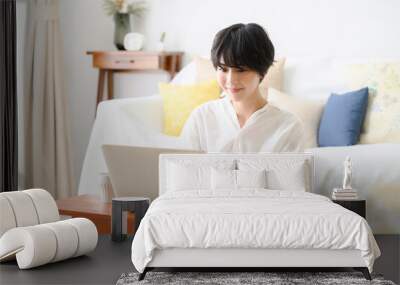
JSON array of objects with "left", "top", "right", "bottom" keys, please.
[{"left": 181, "top": 23, "right": 304, "bottom": 152}]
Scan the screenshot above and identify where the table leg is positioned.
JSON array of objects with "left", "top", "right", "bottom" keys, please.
[
  {"left": 129, "top": 202, "right": 149, "bottom": 234},
  {"left": 175, "top": 54, "right": 182, "bottom": 73},
  {"left": 107, "top": 70, "right": 114, "bottom": 100},
  {"left": 96, "top": 69, "right": 106, "bottom": 107},
  {"left": 112, "top": 200, "right": 124, "bottom": 241},
  {"left": 168, "top": 55, "right": 177, "bottom": 79}
]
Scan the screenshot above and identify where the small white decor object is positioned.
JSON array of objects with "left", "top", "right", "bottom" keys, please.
[
  {"left": 332, "top": 187, "right": 358, "bottom": 200},
  {"left": 156, "top": 32, "right": 166, "bottom": 52},
  {"left": 331, "top": 156, "right": 359, "bottom": 200},
  {"left": 123, "top": 32, "right": 145, "bottom": 51},
  {"left": 100, "top": 172, "right": 115, "bottom": 202},
  {"left": 342, "top": 156, "right": 353, "bottom": 190}
]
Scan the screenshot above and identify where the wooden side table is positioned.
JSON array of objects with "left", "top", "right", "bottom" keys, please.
[
  {"left": 86, "top": 51, "right": 184, "bottom": 109},
  {"left": 332, "top": 199, "right": 366, "bottom": 218},
  {"left": 56, "top": 195, "right": 135, "bottom": 234}
]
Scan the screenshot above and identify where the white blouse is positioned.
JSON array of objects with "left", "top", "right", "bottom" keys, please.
[{"left": 181, "top": 96, "right": 305, "bottom": 153}]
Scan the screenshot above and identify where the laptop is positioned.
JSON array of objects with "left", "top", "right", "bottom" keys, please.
[{"left": 102, "top": 144, "right": 203, "bottom": 201}]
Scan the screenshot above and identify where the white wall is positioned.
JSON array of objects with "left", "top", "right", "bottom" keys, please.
[
  {"left": 58, "top": 0, "right": 400, "bottom": 193},
  {"left": 140, "top": 0, "right": 400, "bottom": 58}
]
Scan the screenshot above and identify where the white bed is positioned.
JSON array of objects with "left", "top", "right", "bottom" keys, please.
[{"left": 131, "top": 153, "right": 380, "bottom": 280}]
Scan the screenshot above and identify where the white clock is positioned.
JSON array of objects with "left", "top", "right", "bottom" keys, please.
[{"left": 124, "top": 33, "right": 145, "bottom": 51}]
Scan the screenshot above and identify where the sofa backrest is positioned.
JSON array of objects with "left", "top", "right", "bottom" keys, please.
[
  {"left": 0, "top": 189, "right": 60, "bottom": 238},
  {"left": 159, "top": 153, "right": 314, "bottom": 195}
]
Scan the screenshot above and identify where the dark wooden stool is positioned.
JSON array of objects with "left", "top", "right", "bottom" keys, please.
[{"left": 112, "top": 197, "right": 150, "bottom": 242}]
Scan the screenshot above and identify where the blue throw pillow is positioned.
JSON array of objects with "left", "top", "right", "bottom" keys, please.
[{"left": 318, "top": 87, "right": 369, "bottom": 147}]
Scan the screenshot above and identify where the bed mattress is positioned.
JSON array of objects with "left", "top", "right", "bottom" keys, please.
[{"left": 131, "top": 189, "right": 380, "bottom": 273}]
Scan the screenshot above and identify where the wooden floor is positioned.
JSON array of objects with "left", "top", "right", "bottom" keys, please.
[{"left": 0, "top": 235, "right": 398, "bottom": 285}]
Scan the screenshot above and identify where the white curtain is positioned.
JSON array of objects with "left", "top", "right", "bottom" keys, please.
[{"left": 24, "top": 0, "right": 75, "bottom": 199}]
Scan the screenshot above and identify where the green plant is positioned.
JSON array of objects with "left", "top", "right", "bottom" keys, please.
[
  {"left": 159, "top": 32, "right": 166, "bottom": 42},
  {"left": 103, "top": 0, "right": 147, "bottom": 16}
]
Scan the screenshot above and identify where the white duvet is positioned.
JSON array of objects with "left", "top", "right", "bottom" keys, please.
[{"left": 131, "top": 190, "right": 380, "bottom": 273}]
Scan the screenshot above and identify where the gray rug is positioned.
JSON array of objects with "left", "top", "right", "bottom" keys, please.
[{"left": 116, "top": 271, "right": 396, "bottom": 285}]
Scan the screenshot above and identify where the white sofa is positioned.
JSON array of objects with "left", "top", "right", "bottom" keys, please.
[{"left": 78, "top": 57, "right": 400, "bottom": 234}]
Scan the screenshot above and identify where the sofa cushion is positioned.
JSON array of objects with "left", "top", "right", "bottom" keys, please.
[
  {"left": 185, "top": 56, "right": 285, "bottom": 94},
  {"left": 159, "top": 80, "right": 220, "bottom": 136},
  {"left": 318, "top": 87, "right": 369, "bottom": 147},
  {"left": 268, "top": 88, "right": 325, "bottom": 148},
  {"left": 285, "top": 57, "right": 345, "bottom": 100},
  {"left": 259, "top": 58, "right": 286, "bottom": 95},
  {"left": 345, "top": 62, "right": 400, "bottom": 144}
]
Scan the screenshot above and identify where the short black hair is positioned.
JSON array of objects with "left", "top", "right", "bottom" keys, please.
[{"left": 211, "top": 23, "right": 275, "bottom": 79}]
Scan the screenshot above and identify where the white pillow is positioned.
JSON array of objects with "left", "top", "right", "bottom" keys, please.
[
  {"left": 211, "top": 168, "right": 267, "bottom": 190},
  {"left": 268, "top": 88, "right": 325, "bottom": 148},
  {"left": 167, "top": 162, "right": 211, "bottom": 191},
  {"left": 267, "top": 162, "right": 307, "bottom": 191},
  {"left": 211, "top": 168, "right": 236, "bottom": 190},
  {"left": 237, "top": 159, "right": 309, "bottom": 192},
  {"left": 170, "top": 60, "right": 197, "bottom": 85},
  {"left": 236, "top": 169, "right": 267, "bottom": 189}
]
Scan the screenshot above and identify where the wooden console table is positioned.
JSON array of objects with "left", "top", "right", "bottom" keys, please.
[
  {"left": 87, "top": 51, "right": 183, "bottom": 108},
  {"left": 56, "top": 194, "right": 135, "bottom": 234}
]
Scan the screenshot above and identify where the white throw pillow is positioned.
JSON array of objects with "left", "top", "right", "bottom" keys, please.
[
  {"left": 267, "top": 161, "right": 307, "bottom": 191},
  {"left": 167, "top": 162, "right": 211, "bottom": 191},
  {"left": 170, "top": 60, "right": 197, "bottom": 85},
  {"left": 268, "top": 88, "right": 325, "bottom": 148},
  {"left": 211, "top": 168, "right": 236, "bottom": 190},
  {"left": 237, "top": 159, "right": 309, "bottom": 192},
  {"left": 236, "top": 169, "right": 267, "bottom": 189},
  {"left": 211, "top": 168, "right": 267, "bottom": 190}
]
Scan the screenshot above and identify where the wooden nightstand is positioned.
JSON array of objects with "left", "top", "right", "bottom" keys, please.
[
  {"left": 87, "top": 51, "right": 183, "bottom": 109},
  {"left": 332, "top": 199, "right": 366, "bottom": 218}
]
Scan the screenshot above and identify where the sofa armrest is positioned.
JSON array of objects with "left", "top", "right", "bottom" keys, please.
[
  {"left": 78, "top": 95, "right": 185, "bottom": 196},
  {"left": 97, "top": 95, "right": 163, "bottom": 133},
  {"left": 307, "top": 143, "right": 400, "bottom": 234}
]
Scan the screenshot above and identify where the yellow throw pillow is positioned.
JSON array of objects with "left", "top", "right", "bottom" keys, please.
[
  {"left": 345, "top": 63, "right": 400, "bottom": 144},
  {"left": 159, "top": 80, "right": 220, "bottom": 136},
  {"left": 193, "top": 56, "right": 285, "bottom": 93}
]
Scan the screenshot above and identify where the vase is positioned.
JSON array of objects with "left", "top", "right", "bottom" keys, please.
[{"left": 113, "top": 13, "right": 131, "bottom": 50}]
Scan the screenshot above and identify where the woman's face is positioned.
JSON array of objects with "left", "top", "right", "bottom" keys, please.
[{"left": 216, "top": 60, "right": 262, "bottom": 102}]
